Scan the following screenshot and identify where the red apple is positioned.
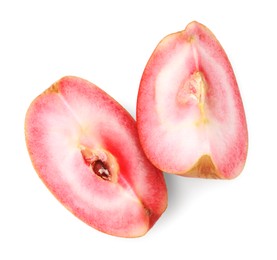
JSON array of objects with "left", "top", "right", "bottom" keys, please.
[
  {"left": 25, "top": 76, "right": 167, "bottom": 237},
  {"left": 137, "top": 21, "right": 248, "bottom": 179}
]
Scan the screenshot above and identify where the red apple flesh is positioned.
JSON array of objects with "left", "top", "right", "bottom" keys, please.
[
  {"left": 137, "top": 21, "right": 248, "bottom": 179},
  {"left": 25, "top": 76, "right": 167, "bottom": 237}
]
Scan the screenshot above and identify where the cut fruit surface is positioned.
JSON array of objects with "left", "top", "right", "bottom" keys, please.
[
  {"left": 137, "top": 21, "right": 248, "bottom": 179},
  {"left": 25, "top": 76, "right": 167, "bottom": 237}
]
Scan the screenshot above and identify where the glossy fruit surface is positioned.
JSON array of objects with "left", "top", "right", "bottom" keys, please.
[
  {"left": 137, "top": 21, "right": 248, "bottom": 179},
  {"left": 25, "top": 76, "right": 167, "bottom": 237}
]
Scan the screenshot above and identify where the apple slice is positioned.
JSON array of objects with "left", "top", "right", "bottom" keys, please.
[
  {"left": 25, "top": 76, "right": 167, "bottom": 237},
  {"left": 137, "top": 21, "right": 248, "bottom": 179}
]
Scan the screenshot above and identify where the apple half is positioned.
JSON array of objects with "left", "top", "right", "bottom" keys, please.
[
  {"left": 25, "top": 76, "right": 167, "bottom": 237},
  {"left": 137, "top": 21, "right": 248, "bottom": 179}
]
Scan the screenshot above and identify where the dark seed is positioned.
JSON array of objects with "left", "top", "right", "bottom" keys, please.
[{"left": 92, "top": 160, "right": 111, "bottom": 181}]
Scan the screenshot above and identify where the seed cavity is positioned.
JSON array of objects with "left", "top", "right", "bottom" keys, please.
[
  {"left": 80, "top": 147, "right": 117, "bottom": 182},
  {"left": 177, "top": 71, "right": 206, "bottom": 106},
  {"left": 177, "top": 71, "right": 209, "bottom": 125}
]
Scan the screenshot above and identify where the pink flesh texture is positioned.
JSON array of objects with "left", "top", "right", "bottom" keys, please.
[
  {"left": 25, "top": 76, "right": 167, "bottom": 237},
  {"left": 137, "top": 21, "right": 248, "bottom": 179}
]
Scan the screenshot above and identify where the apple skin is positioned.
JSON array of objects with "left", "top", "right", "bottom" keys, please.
[
  {"left": 137, "top": 21, "right": 248, "bottom": 179},
  {"left": 25, "top": 76, "right": 167, "bottom": 238}
]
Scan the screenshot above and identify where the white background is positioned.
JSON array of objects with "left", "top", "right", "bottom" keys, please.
[{"left": 1, "top": 0, "right": 276, "bottom": 259}]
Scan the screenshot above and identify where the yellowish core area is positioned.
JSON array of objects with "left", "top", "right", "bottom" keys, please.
[{"left": 177, "top": 71, "right": 209, "bottom": 126}]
